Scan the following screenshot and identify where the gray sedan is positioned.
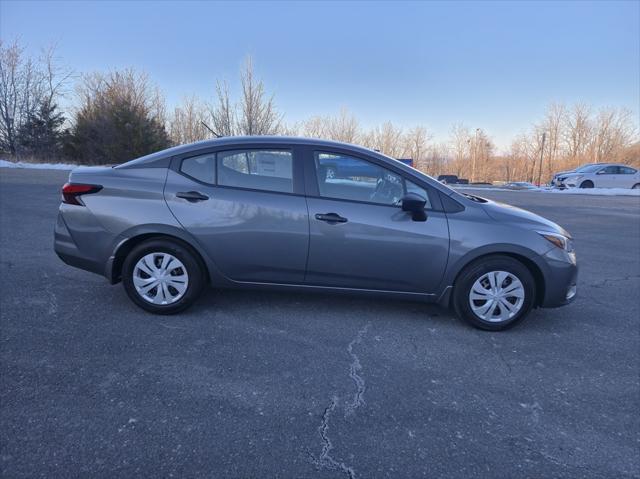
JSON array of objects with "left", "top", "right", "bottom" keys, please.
[{"left": 54, "top": 137, "right": 577, "bottom": 330}]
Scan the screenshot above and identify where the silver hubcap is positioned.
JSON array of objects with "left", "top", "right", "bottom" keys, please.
[
  {"left": 133, "top": 253, "right": 189, "bottom": 305},
  {"left": 469, "top": 271, "right": 525, "bottom": 323}
]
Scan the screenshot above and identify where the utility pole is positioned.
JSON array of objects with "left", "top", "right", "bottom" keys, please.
[
  {"left": 471, "top": 128, "right": 480, "bottom": 183},
  {"left": 537, "top": 132, "right": 546, "bottom": 186}
]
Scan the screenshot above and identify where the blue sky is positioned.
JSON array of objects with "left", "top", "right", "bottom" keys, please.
[{"left": 1, "top": 0, "right": 638, "bottom": 149}]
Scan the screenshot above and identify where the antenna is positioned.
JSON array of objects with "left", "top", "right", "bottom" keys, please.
[{"left": 201, "top": 121, "right": 222, "bottom": 138}]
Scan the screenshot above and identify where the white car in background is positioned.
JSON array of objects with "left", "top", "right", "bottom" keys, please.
[
  {"left": 556, "top": 164, "right": 640, "bottom": 189},
  {"left": 550, "top": 163, "right": 598, "bottom": 186}
]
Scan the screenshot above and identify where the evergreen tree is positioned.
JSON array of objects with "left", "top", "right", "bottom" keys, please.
[
  {"left": 66, "top": 70, "right": 170, "bottom": 165},
  {"left": 17, "top": 101, "right": 66, "bottom": 160}
]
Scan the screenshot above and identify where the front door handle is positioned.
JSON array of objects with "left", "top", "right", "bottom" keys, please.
[
  {"left": 315, "top": 213, "right": 348, "bottom": 224},
  {"left": 176, "top": 191, "right": 209, "bottom": 202}
]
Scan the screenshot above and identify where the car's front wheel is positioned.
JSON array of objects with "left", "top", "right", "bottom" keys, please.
[
  {"left": 122, "top": 239, "right": 205, "bottom": 314},
  {"left": 632, "top": 183, "right": 640, "bottom": 190},
  {"left": 453, "top": 256, "right": 536, "bottom": 331},
  {"left": 580, "top": 180, "right": 594, "bottom": 188}
]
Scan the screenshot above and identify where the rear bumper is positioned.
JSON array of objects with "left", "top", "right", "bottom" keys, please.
[{"left": 54, "top": 210, "right": 109, "bottom": 278}]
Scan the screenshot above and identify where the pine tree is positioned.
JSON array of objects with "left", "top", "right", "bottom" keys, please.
[
  {"left": 66, "top": 70, "right": 170, "bottom": 165},
  {"left": 17, "top": 101, "right": 66, "bottom": 160}
]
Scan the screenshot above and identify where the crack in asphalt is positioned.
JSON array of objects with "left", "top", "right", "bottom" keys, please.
[
  {"left": 345, "top": 323, "right": 371, "bottom": 416},
  {"left": 42, "top": 272, "right": 58, "bottom": 316},
  {"left": 586, "top": 274, "right": 640, "bottom": 288},
  {"left": 311, "top": 396, "right": 356, "bottom": 479},
  {"left": 311, "top": 323, "right": 371, "bottom": 479}
]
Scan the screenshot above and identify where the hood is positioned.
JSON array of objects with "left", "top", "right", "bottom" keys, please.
[
  {"left": 554, "top": 169, "right": 575, "bottom": 178},
  {"left": 559, "top": 171, "right": 584, "bottom": 179},
  {"left": 480, "top": 199, "right": 570, "bottom": 237}
]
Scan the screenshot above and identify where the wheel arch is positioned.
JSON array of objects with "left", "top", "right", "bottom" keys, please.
[
  {"left": 107, "top": 225, "right": 213, "bottom": 284},
  {"left": 442, "top": 247, "right": 547, "bottom": 308}
]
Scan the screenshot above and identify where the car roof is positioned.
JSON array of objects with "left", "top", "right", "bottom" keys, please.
[{"left": 118, "top": 136, "right": 385, "bottom": 168}]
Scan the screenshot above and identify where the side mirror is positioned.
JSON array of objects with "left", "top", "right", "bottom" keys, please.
[{"left": 401, "top": 193, "right": 427, "bottom": 221}]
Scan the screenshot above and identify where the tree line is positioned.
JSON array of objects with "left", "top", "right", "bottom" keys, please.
[{"left": 1, "top": 39, "right": 637, "bottom": 181}]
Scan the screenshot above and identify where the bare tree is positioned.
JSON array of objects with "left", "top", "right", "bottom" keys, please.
[
  {"left": 209, "top": 80, "right": 235, "bottom": 136},
  {"left": 169, "top": 95, "right": 211, "bottom": 144},
  {"left": 208, "top": 57, "right": 282, "bottom": 137},
  {"left": 402, "top": 125, "right": 431, "bottom": 171},
  {"left": 325, "top": 108, "right": 360, "bottom": 143},
  {"left": 301, "top": 115, "right": 326, "bottom": 138},
  {"left": 39, "top": 44, "right": 73, "bottom": 110},
  {"left": 237, "top": 56, "right": 282, "bottom": 135},
  {"left": 589, "top": 107, "right": 637, "bottom": 163},
  {"left": 564, "top": 103, "right": 592, "bottom": 162},
  {"left": 0, "top": 40, "right": 71, "bottom": 158},
  {"left": 0, "top": 40, "right": 35, "bottom": 155},
  {"left": 448, "top": 123, "right": 471, "bottom": 177},
  {"left": 424, "top": 141, "right": 449, "bottom": 175},
  {"left": 362, "top": 121, "right": 404, "bottom": 157},
  {"left": 539, "top": 102, "right": 565, "bottom": 179}
]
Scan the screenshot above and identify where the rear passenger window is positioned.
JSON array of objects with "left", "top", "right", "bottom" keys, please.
[
  {"left": 217, "top": 150, "right": 293, "bottom": 193},
  {"left": 180, "top": 154, "right": 215, "bottom": 184}
]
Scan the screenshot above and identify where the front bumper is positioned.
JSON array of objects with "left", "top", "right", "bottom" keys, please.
[{"left": 538, "top": 248, "right": 578, "bottom": 308}]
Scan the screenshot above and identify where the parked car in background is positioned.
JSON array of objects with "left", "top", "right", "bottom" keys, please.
[
  {"left": 555, "top": 164, "right": 640, "bottom": 189},
  {"left": 437, "top": 174, "right": 458, "bottom": 184},
  {"left": 397, "top": 158, "right": 414, "bottom": 168},
  {"left": 550, "top": 163, "right": 599, "bottom": 186},
  {"left": 437, "top": 174, "right": 469, "bottom": 185},
  {"left": 504, "top": 182, "right": 539, "bottom": 190},
  {"left": 55, "top": 136, "right": 577, "bottom": 331}
]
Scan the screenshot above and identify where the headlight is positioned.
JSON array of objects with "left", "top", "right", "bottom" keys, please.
[{"left": 537, "top": 231, "right": 574, "bottom": 252}]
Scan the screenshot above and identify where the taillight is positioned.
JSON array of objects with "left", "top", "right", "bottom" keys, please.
[{"left": 61, "top": 183, "right": 102, "bottom": 206}]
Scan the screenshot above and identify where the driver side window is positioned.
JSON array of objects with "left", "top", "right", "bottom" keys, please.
[{"left": 314, "top": 152, "right": 430, "bottom": 208}]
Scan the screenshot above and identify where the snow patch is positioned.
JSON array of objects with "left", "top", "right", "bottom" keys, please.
[
  {"left": 544, "top": 187, "right": 640, "bottom": 197},
  {"left": 453, "top": 185, "right": 640, "bottom": 196},
  {"left": 0, "top": 159, "right": 79, "bottom": 170}
]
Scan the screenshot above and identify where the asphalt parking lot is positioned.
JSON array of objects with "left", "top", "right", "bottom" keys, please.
[{"left": 1, "top": 168, "right": 639, "bottom": 478}]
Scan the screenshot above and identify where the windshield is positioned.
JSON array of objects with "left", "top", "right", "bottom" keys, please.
[
  {"left": 575, "top": 164, "right": 598, "bottom": 173},
  {"left": 574, "top": 165, "right": 603, "bottom": 173}
]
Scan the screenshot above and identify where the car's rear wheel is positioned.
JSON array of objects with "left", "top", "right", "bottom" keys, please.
[
  {"left": 453, "top": 256, "right": 536, "bottom": 331},
  {"left": 580, "top": 180, "right": 594, "bottom": 188},
  {"left": 122, "top": 239, "right": 205, "bottom": 314}
]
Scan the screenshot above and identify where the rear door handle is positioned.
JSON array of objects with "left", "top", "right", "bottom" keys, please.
[
  {"left": 315, "top": 213, "right": 348, "bottom": 223},
  {"left": 176, "top": 191, "right": 209, "bottom": 202}
]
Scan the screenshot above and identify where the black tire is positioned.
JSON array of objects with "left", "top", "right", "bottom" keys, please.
[
  {"left": 453, "top": 255, "right": 536, "bottom": 331},
  {"left": 579, "top": 180, "right": 594, "bottom": 189},
  {"left": 632, "top": 183, "right": 640, "bottom": 190},
  {"left": 122, "top": 239, "right": 205, "bottom": 314}
]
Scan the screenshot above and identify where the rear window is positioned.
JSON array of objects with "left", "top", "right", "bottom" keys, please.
[
  {"left": 217, "top": 150, "right": 293, "bottom": 193},
  {"left": 180, "top": 154, "right": 215, "bottom": 184}
]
